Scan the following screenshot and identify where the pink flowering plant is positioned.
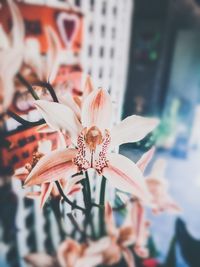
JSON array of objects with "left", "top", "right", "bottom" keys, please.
[
  {"left": 11, "top": 71, "right": 181, "bottom": 267},
  {"left": 1, "top": 2, "right": 180, "bottom": 266}
]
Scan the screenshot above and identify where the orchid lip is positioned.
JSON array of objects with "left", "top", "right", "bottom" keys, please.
[{"left": 73, "top": 127, "right": 111, "bottom": 174}]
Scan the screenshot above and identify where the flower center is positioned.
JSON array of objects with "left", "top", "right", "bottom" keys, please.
[
  {"left": 74, "top": 126, "right": 111, "bottom": 174},
  {"left": 85, "top": 126, "right": 103, "bottom": 151}
]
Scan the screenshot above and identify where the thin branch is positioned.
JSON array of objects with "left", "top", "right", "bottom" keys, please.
[
  {"left": 35, "top": 82, "right": 59, "bottom": 103},
  {"left": 7, "top": 110, "right": 45, "bottom": 127},
  {"left": 67, "top": 213, "right": 89, "bottom": 240},
  {"left": 55, "top": 181, "right": 85, "bottom": 212},
  {"left": 17, "top": 73, "right": 40, "bottom": 100}
]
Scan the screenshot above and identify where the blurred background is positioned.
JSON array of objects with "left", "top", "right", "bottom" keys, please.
[{"left": 1, "top": 0, "right": 200, "bottom": 266}]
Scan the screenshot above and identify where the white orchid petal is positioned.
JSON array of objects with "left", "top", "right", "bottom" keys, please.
[
  {"left": 0, "top": 0, "right": 24, "bottom": 111},
  {"left": 150, "top": 158, "right": 167, "bottom": 178},
  {"left": 38, "top": 140, "right": 52, "bottom": 154},
  {"left": 85, "top": 237, "right": 111, "bottom": 255},
  {"left": 111, "top": 115, "right": 159, "bottom": 148},
  {"left": 24, "top": 253, "right": 55, "bottom": 267},
  {"left": 76, "top": 255, "right": 103, "bottom": 267},
  {"left": 45, "top": 26, "right": 61, "bottom": 83},
  {"left": 103, "top": 153, "right": 151, "bottom": 203},
  {"left": 24, "top": 149, "right": 77, "bottom": 187},
  {"left": 59, "top": 93, "right": 81, "bottom": 119},
  {"left": 34, "top": 100, "right": 81, "bottom": 145},
  {"left": 8, "top": 0, "right": 24, "bottom": 47},
  {"left": 64, "top": 174, "right": 84, "bottom": 195},
  {"left": 122, "top": 248, "right": 136, "bottom": 267},
  {"left": 81, "top": 88, "right": 112, "bottom": 131},
  {"left": 0, "top": 25, "right": 10, "bottom": 49}
]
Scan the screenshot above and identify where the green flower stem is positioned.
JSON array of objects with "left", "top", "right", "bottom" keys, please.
[
  {"left": 99, "top": 176, "right": 106, "bottom": 236},
  {"left": 81, "top": 176, "right": 91, "bottom": 237},
  {"left": 85, "top": 171, "right": 92, "bottom": 205},
  {"left": 85, "top": 171, "right": 96, "bottom": 239}
]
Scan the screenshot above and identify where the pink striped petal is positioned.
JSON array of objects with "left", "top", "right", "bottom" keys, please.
[
  {"left": 40, "top": 183, "right": 54, "bottom": 208},
  {"left": 64, "top": 175, "right": 84, "bottom": 195},
  {"left": 24, "top": 149, "right": 78, "bottom": 187},
  {"left": 111, "top": 116, "right": 159, "bottom": 148},
  {"left": 81, "top": 88, "right": 112, "bottom": 131},
  {"left": 122, "top": 248, "right": 136, "bottom": 267},
  {"left": 34, "top": 100, "right": 82, "bottom": 145},
  {"left": 131, "top": 202, "right": 149, "bottom": 258},
  {"left": 82, "top": 75, "right": 94, "bottom": 101},
  {"left": 103, "top": 153, "right": 151, "bottom": 203},
  {"left": 137, "top": 147, "right": 155, "bottom": 173}
]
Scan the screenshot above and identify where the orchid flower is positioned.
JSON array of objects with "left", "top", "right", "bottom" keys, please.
[
  {"left": 24, "top": 253, "right": 57, "bottom": 267},
  {"left": 24, "top": 26, "right": 61, "bottom": 83},
  {"left": 24, "top": 237, "right": 110, "bottom": 267},
  {"left": 128, "top": 201, "right": 150, "bottom": 258},
  {"left": 103, "top": 202, "right": 136, "bottom": 267},
  {"left": 0, "top": 0, "right": 24, "bottom": 112},
  {"left": 137, "top": 150, "right": 180, "bottom": 214},
  {"left": 25, "top": 234, "right": 134, "bottom": 267},
  {"left": 58, "top": 73, "right": 94, "bottom": 121},
  {"left": 24, "top": 88, "right": 159, "bottom": 203},
  {"left": 14, "top": 140, "right": 83, "bottom": 208},
  {"left": 24, "top": 201, "right": 150, "bottom": 267},
  {"left": 145, "top": 159, "right": 180, "bottom": 214},
  {"left": 105, "top": 201, "right": 150, "bottom": 265}
]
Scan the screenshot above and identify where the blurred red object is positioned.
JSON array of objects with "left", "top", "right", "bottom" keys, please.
[{"left": 142, "top": 258, "right": 159, "bottom": 267}]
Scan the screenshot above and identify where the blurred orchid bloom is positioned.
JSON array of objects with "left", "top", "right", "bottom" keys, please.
[
  {"left": 137, "top": 151, "right": 180, "bottom": 214},
  {"left": 58, "top": 73, "right": 94, "bottom": 121},
  {"left": 104, "top": 202, "right": 136, "bottom": 267},
  {"left": 146, "top": 177, "right": 181, "bottom": 214},
  {"left": 0, "top": 0, "right": 24, "bottom": 112},
  {"left": 128, "top": 201, "right": 150, "bottom": 258},
  {"left": 24, "top": 253, "right": 57, "bottom": 267},
  {"left": 14, "top": 140, "right": 83, "bottom": 208},
  {"left": 105, "top": 201, "right": 150, "bottom": 265},
  {"left": 57, "top": 238, "right": 108, "bottom": 267},
  {"left": 24, "top": 88, "right": 159, "bottom": 202},
  {"left": 25, "top": 237, "right": 112, "bottom": 267},
  {"left": 24, "top": 26, "right": 61, "bottom": 83}
]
